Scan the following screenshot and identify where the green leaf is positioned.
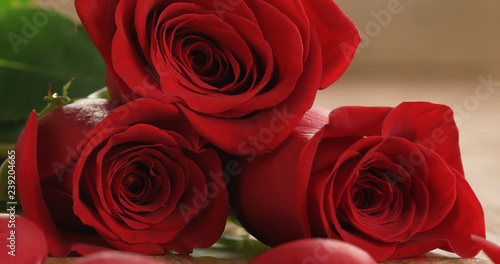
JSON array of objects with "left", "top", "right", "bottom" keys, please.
[
  {"left": 0, "top": 159, "right": 9, "bottom": 203},
  {"left": 0, "top": 7, "right": 106, "bottom": 143},
  {"left": 0, "top": 144, "right": 17, "bottom": 160},
  {"left": 0, "top": 155, "right": 21, "bottom": 204},
  {"left": 0, "top": 0, "right": 33, "bottom": 9}
]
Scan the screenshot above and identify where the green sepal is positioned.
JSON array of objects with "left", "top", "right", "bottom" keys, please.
[{"left": 36, "top": 78, "right": 83, "bottom": 119}]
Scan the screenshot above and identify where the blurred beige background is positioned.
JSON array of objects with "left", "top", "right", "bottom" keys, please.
[
  {"left": 37, "top": 0, "right": 499, "bottom": 263},
  {"left": 335, "top": 0, "right": 500, "bottom": 80}
]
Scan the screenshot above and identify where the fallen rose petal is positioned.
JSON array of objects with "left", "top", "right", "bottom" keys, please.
[
  {"left": 0, "top": 214, "right": 48, "bottom": 264},
  {"left": 471, "top": 234, "right": 500, "bottom": 264},
  {"left": 69, "top": 251, "right": 163, "bottom": 264},
  {"left": 248, "top": 238, "right": 376, "bottom": 264}
]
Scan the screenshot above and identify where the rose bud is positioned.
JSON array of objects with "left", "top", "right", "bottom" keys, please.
[
  {"left": 471, "top": 235, "right": 500, "bottom": 263},
  {"left": 15, "top": 98, "right": 228, "bottom": 256},
  {"left": 0, "top": 214, "right": 48, "bottom": 264},
  {"left": 75, "top": 0, "right": 360, "bottom": 155},
  {"left": 248, "top": 238, "right": 376, "bottom": 264},
  {"left": 69, "top": 251, "right": 163, "bottom": 264},
  {"left": 230, "top": 102, "right": 485, "bottom": 261}
]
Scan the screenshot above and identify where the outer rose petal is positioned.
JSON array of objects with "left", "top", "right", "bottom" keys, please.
[
  {"left": 324, "top": 106, "right": 393, "bottom": 138},
  {"left": 229, "top": 107, "right": 330, "bottom": 246},
  {"left": 471, "top": 235, "right": 500, "bottom": 264},
  {"left": 36, "top": 99, "right": 115, "bottom": 179},
  {"left": 75, "top": 0, "right": 119, "bottom": 67},
  {"left": 0, "top": 214, "right": 48, "bottom": 264},
  {"left": 300, "top": 0, "right": 361, "bottom": 89},
  {"left": 166, "top": 151, "right": 228, "bottom": 254},
  {"left": 382, "top": 102, "right": 464, "bottom": 175},
  {"left": 248, "top": 238, "right": 376, "bottom": 264},
  {"left": 16, "top": 112, "right": 110, "bottom": 257},
  {"left": 70, "top": 251, "right": 164, "bottom": 264},
  {"left": 401, "top": 171, "right": 484, "bottom": 259}
]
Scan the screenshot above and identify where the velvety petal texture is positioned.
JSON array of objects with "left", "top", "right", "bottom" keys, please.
[
  {"left": 75, "top": 0, "right": 359, "bottom": 155},
  {"left": 15, "top": 98, "right": 228, "bottom": 256},
  {"left": 230, "top": 102, "right": 485, "bottom": 262},
  {"left": 248, "top": 238, "right": 376, "bottom": 264},
  {"left": 16, "top": 110, "right": 112, "bottom": 257}
]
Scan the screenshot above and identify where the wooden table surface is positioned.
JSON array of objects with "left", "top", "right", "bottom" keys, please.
[{"left": 40, "top": 78, "right": 499, "bottom": 263}]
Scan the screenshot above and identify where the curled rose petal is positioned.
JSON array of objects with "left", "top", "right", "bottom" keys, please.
[
  {"left": 248, "top": 238, "right": 376, "bottom": 264},
  {"left": 0, "top": 214, "right": 48, "bottom": 264},
  {"left": 471, "top": 235, "right": 500, "bottom": 264}
]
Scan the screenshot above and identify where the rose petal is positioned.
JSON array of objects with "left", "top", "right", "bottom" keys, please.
[
  {"left": 16, "top": 112, "right": 110, "bottom": 256},
  {"left": 75, "top": 0, "right": 120, "bottom": 67},
  {"left": 301, "top": 0, "right": 361, "bottom": 89},
  {"left": 69, "top": 251, "right": 164, "bottom": 264},
  {"left": 0, "top": 214, "right": 48, "bottom": 264},
  {"left": 394, "top": 170, "right": 484, "bottom": 259},
  {"left": 300, "top": 0, "right": 361, "bottom": 89},
  {"left": 112, "top": 0, "right": 169, "bottom": 102},
  {"left": 248, "top": 238, "right": 376, "bottom": 264},
  {"left": 382, "top": 102, "right": 464, "bottom": 175},
  {"left": 37, "top": 99, "right": 114, "bottom": 179},
  {"left": 323, "top": 106, "right": 393, "bottom": 138},
  {"left": 167, "top": 153, "right": 228, "bottom": 254}
]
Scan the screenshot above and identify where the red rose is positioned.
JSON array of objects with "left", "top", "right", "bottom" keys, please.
[
  {"left": 75, "top": 0, "right": 360, "bottom": 155},
  {"left": 230, "top": 103, "right": 485, "bottom": 261},
  {"left": 15, "top": 98, "right": 227, "bottom": 256},
  {"left": 248, "top": 238, "right": 376, "bottom": 264}
]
